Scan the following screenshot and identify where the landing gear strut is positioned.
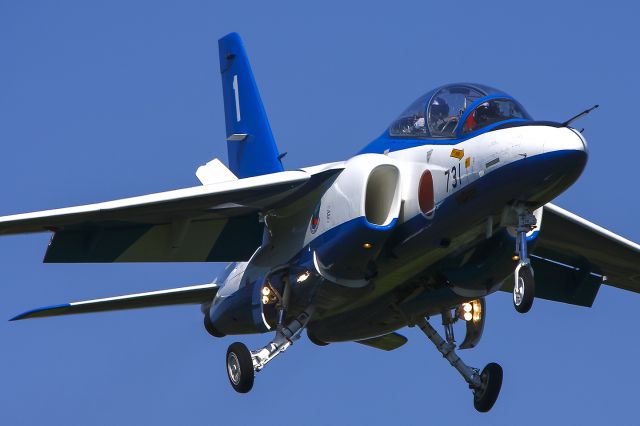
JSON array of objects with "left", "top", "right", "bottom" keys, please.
[
  {"left": 416, "top": 315, "right": 502, "bottom": 413},
  {"left": 225, "top": 307, "right": 314, "bottom": 393},
  {"left": 513, "top": 208, "right": 537, "bottom": 313}
]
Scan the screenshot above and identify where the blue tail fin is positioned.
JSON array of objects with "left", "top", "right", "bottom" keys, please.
[{"left": 218, "top": 33, "right": 284, "bottom": 178}]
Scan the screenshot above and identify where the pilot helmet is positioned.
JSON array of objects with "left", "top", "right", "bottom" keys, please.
[
  {"left": 475, "top": 101, "right": 498, "bottom": 123},
  {"left": 430, "top": 96, "right": 449, "bottom": 119}
]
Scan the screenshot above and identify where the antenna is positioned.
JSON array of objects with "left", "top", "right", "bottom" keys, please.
[{"left": 562, "top": 104, "right": 599, "bottom": 127}]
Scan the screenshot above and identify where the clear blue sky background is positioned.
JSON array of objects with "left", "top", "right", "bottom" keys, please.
[{"left": 1, "top": 1, "right": 639, "bottom": 425}]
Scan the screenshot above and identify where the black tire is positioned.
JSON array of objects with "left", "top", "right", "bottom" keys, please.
[
  {"left": 473, "top": 362, "right": 503, "bottom": 413},
  {"left": 204, "top": 315, "right": 225, "bottom": 338},
  {"left": 226, "top": 342, "right": 254, "bottom": 393},
  {"left": 513, "top": 266, "right": 535, "bottom": 313}
]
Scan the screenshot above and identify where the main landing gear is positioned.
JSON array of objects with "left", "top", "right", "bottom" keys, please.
[
  {"left": 513, "top": 208, "right": 537, "bottom": 313},
  {"left": 416, "top": 313, "right": 502, "bottom": 413},
  {"left": 225, "top": 275, "right": 313, "bottom": 393},
  {"left": 225, "top": 308, "right": 313, "bottom": 393}
]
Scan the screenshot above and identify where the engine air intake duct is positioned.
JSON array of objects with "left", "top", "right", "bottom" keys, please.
[{"left": 308, "top": 154, "right": 402, "bottom": 285}]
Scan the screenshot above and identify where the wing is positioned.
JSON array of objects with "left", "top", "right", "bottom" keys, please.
[
  {"left": 537, "top": 203, "right": 640, "bottom": 292},
  {"left": 0, "top": 166, "right": 341, "bottom": 262},
  {"left": 10, "top": 284, "right": 218, "bottom": 320},
  {"left": 514, "top": 203, "right": 640, "bottom": 307}
]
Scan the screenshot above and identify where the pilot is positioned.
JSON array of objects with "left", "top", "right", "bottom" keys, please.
[
  {"left": 474, "top": 101, "right": 501, "bottom": 126},
  {"left": 430, "top": 96, "right": 449, "bottom": 123},
  {"left": 430, "top": 97, "right": 456, "bottom": 134}
]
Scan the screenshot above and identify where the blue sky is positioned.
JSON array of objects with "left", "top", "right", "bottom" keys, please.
[{"left": 1, "top": 1, "right": 639, "bottom": 425}]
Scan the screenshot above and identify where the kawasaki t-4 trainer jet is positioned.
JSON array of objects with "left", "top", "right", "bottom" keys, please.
[{"left": 3, "top": 33, "right": 639, "bottom": 413}]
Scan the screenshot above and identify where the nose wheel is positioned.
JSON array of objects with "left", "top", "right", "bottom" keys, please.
[
  {"left": 513, "top": 264, "right": 535, "bottom": 313},
  {"left": 512, "top": 208, "right": 537, "bottom": 314}
]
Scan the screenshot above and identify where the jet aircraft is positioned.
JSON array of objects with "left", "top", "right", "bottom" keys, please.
[{"left": 3, "top": 33, "right": 639, "bottom": 413}]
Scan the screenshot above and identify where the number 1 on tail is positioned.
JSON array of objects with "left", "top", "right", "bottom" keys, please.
[{"left": 233, "top": 75, "right": 241, "bottom": 122}]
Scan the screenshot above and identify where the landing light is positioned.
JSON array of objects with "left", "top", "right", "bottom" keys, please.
[
  {"left": 297, "top": 271, "right": 310, "bottom": 283},
  {"left": 459, "top": 300, "right": 482, "bottom": 323},
  {"left": 261, "top": 284, "right": 278, "bottom": 305},
  {"left": 363, "top": 243, "right": 373, "bottom": 249}
]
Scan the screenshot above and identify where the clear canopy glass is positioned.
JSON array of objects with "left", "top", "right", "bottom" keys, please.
[
  {"left": 461, "top": 99, "right": 530, "bottom": 134},
  {"left": 427, "top": 86, "right": 484, "bottom": 137},
  {"left": 388, "top": 83, "right": 531, "bottom": 138}
]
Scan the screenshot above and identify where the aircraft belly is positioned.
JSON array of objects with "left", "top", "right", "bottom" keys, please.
[{"left": 308, "top": 286, "right": 466, "bottom": 343}]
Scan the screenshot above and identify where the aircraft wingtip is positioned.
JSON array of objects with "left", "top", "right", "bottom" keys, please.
[{"left": 9, "top": 303, "right": 70, "bottom": 321}]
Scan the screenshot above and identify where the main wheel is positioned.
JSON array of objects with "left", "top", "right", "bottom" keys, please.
[
  {"left": 226, "top": 342, "right": 254, "bottom": 393},
  {"left": 473, "top": 362, "right": 503, "bottom": 413},
  {"left": 513, "top": 265, "right": 535, "bottom": 313}
]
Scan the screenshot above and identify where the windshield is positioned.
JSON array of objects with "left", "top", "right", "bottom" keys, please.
[{"left": 388, "top": 93, "right": 432, "bottom": 138}]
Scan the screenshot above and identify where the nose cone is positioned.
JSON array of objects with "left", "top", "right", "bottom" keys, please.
[
  {"left": 543, "top": 126, "right": 588, "bottom": 179},
  {"left": 544, "top": 127, "right": 588, "bottom": 156},
  {"left": 524, "top": 126, "right": 588, "bottom": 203}
]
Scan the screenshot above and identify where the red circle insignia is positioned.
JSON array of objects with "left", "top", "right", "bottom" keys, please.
[{"left": 418, "top": 170, "right": 435, "bottom": 216}]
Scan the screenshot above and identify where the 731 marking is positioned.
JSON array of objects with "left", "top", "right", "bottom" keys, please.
[{"left": 444, "top": 163, "right": 463, "bottom": 192}]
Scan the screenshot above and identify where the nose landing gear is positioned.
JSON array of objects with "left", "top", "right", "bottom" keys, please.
[{"left": 513, "top": 208, "right": 537, "bottom": 313}]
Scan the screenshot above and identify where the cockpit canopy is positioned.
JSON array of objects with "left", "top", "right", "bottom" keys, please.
[{"left": 389, "top": 83, "right": 531, "bottom": 139}]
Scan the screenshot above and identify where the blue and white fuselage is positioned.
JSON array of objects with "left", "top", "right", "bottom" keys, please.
[
  {"left": 209, "top": 83, "right": 588, "bottom": 342},
  {"left": 7, "top": 32, "right": 637, "bottom": 408}
]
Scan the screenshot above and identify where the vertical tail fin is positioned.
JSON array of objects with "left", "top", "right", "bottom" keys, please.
[{"left": 218, "top": 33, "right": 284, "bottom": 178}]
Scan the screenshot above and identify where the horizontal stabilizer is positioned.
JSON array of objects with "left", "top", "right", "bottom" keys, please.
[
  {"left": 356, "top": 332, "right": 408, "bottom": 351},
  {"left": 196, "top": 158, "right": 238, "bottom": 185},
  {"left": 10, "top": 283, "right": 218, "bottom": 321}
]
